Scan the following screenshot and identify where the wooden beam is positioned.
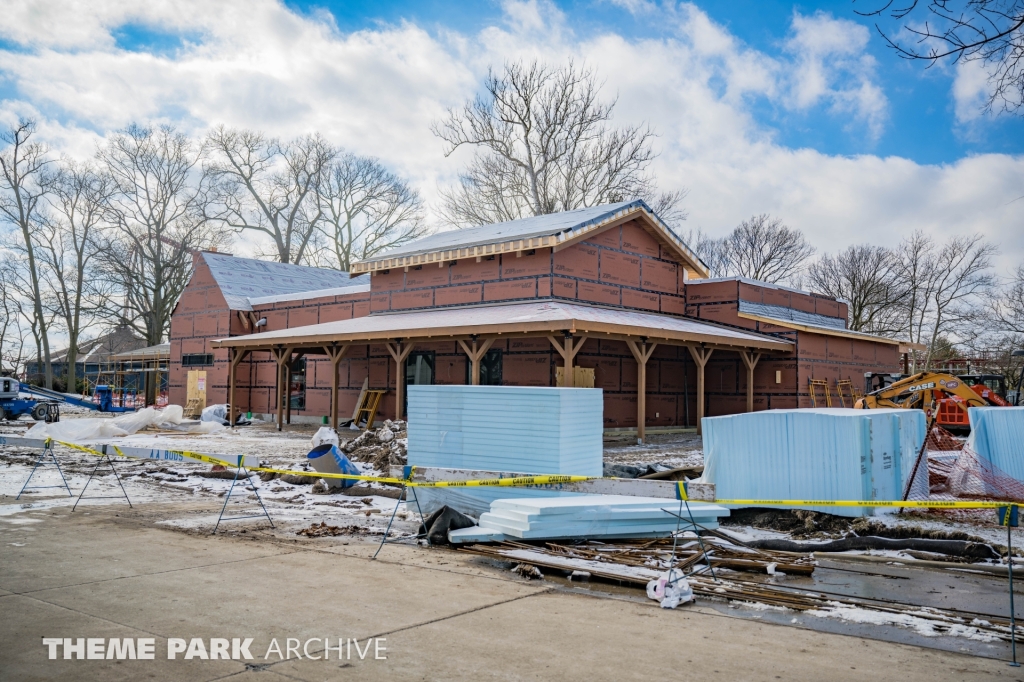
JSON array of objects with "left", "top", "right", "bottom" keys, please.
[
  {"left": 386, "top": 341, "right": 415, "bottom": 420},
  {"left": 227, "top": 348, "right": 251, "bottom": 429},
  {"left": 740, "top": 350, "right": 761, "bottom": 414},
  {"left": 324, "top": 344, "right": 349, "bottom": 430},
  {"left": 626, "top": 340, "right": 657, "bottom": 443},
  {"left": 458, "top": 337, "right": 495, "bottom": 385},
  {"left": 687, "top": 346, "right": 714, "bottom": 435},
  {"left": 210, "top": 319, "right": 792, "bottom": 353},
  {"left": 271, "top": 347, "right": 292, "bottom": 432},
  {"left": 547, "top": 334, "right": 587, "bottom": 387}
]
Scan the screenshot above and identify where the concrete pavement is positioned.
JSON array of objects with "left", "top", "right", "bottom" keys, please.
[{"left": 2, "top": 503, "right": 1022, "bottom": 682}]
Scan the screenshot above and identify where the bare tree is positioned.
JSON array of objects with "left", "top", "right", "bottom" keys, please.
[
  {"left": 95, "top": 125, "right": 225, "bottom": 346},
  {"left": 314, "top": 152, "right": 425, "bottom": 271},
  {"left": 207, "top": 127, "right": 333, "bottom": 264},
  {"left": 859, "top": 0, "right": 1024, "bottom": 114},
  {"left": 993, "top": 264, "right": 1024, "bottom": 335},
  {"left": 679, "top": 227, "right": 728, "bottom": 278},
  {"left": 0, "top": 120, "right": 54, "bottom": 388},
  {"left": 721, "top": 214, "right": 815, "bottom": 284},
  {"left": 433, "top": 60, "right": 685, "bottom": 227},
  {"left": 0, "top": 251, "right": 31, "bottom": 376},
  {"left": 893, "top": 231, "right": 996, "bottom": 369},
  {"left": 36, "top": 161, "right": 112, "bottom": 393},
  {"left": 808, "top": 245, "right": 908, "bottom": 333}
]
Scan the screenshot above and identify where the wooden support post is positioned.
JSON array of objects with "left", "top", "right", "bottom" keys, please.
[
  {"left": 324, "top": 344, "right": 349, "bottom": 430},
  {"left": 386, "top": 341, "right": 415, "bottom": 420},
  {"left": 272, "top": 347, "right": 292, "bottom": 432},
  {"left": 547, "top": 334, "right": 587, "bottom": 387},
  {"left": 285, "top": 364, "right": 293, "bottom": 425},
  {"left": 458, "top": 337, "right": 495, "bottom": 385},
  {"left": 687, "top": 346, "right": 714, "bottom": 435},
  {"left": 227, "top": 348, "right": 251, "bottom": 429},
  {"left": 626, "top": 340, "right": 657, "bottom": 443},
  {"left": 739, "top": 350, "right": 761, "bottom": 414}
]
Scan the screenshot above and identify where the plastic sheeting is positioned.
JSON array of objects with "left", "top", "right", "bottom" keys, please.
[
  {"left": 25, "top": 405, "right": 223, "bottom": 441},
  {"left": 700, "top": 408, "right": 927, "bottom": 517},
  {"left": 406, "top": 385, "right": 604, "bottom": 516},
  {"left": 967, "top": 406, "right": 1024, "bottom": 482},
  {"left": 407, "top": 385, "right": 602, "bottom": 475}
]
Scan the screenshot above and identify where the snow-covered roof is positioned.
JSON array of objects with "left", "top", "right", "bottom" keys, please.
[
  {"left": 350, "top": 200, "right": 709, "bottom": 277},
  {"left": 202, "top": 253, "right": 369, "bottom": 311}
]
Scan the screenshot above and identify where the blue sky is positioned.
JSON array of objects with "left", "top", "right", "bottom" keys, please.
[
  {"left": 1, "top": 0, "right": 1021, "bottom": 272},
  {"left": 282, "top": 0, "right": 1024, "bottom": 164}
]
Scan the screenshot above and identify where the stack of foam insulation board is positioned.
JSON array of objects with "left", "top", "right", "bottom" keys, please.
[
  {"left": 406, "top": 385, "right": 604, "bottom": 516},
  {"left": 449, "top": 496, "right": 731, "bottom": 543},
  {"left": 966, "top": 406, "right": 1024, "bottom": 486},
  {"left": 700, "top": 408, "right": 927, "bottom": 517}
]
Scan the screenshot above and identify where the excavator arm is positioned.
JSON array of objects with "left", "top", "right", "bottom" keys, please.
[{"left": 854, "top": 372, "right": 990, "bottom": 412}]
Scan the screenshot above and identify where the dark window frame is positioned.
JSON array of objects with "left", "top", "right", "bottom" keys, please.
[{"left": 181, "top": 353, "right": 214, "bottom": 367}]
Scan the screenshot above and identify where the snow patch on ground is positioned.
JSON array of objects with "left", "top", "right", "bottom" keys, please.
[{"left": 807, "top": 602, "right": 1004, "bottom": 642}]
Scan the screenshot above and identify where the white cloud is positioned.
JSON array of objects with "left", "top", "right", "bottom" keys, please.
[
  {"left": 953, "top": 58, "right": 993, "bottom": 123},
  {"left": 0, "top": 0, "right": 1020, "bottom": 275},
  {"left": 784, "top": 11, "right": 887, "bottom": 138}
]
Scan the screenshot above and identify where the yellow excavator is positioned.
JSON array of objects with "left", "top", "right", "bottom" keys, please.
[{"left": 854, "top": 371, "right": 1008, "bottom": 430}]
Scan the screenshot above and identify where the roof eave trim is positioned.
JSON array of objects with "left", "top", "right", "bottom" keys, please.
[
  {"left": 737, "top": 312, "right": 902, "bottom": 345},
  {"left": 348, "top": 201, "right": 710, "bottom": 278}
]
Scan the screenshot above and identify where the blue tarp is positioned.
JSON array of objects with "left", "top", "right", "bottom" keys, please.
[{"left": 700, "top": 408, "right": 927, "bottom": 517}]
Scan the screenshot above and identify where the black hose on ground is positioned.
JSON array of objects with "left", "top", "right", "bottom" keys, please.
[{"left": 745, "top": 536, "right": 1000, "bottom": 560}]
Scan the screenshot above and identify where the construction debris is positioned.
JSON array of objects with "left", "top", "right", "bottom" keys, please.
[
  {"left": 342, "top": 420, "right": 407, "bottom": 470},
  {"left": 512, "top": 563, "right": 543, "bottom": 579},
  {"left": 295, "top": 522, "right": 368, "bottom": 537},
  {"left": 461, "top": 538, "right": 1024, "bottom": 642}
]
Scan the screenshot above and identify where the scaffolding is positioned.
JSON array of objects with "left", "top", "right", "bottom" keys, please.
[{"left": 93, "top": 344, "right": 170, "bottom": 408}]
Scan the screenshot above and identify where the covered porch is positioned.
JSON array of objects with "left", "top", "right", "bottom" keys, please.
[{"left": 211, "top": 300, "right": 792, "bottom": 441}]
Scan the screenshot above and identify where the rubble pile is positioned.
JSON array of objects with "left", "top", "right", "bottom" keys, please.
[
  {"left": 295, "top": 522, "right": 368, "bottom": 537},
  {"left": 342, "top": 420, "right": 407, "bottom": 471}
]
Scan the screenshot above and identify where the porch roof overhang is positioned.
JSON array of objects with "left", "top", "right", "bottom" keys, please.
[
  {"left": 736, "top": 310, "right": 905, "bottom": 346},
  {"left": 210, "top": 300, "right": 793, "bottom": 353}
]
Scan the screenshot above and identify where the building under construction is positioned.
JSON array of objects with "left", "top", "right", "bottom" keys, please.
[{"left": 168, "top": 201, "right": 911, "bottom": 434}]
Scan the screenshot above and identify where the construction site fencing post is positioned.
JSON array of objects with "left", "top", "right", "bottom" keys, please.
[
  {"left": 72, "top": 445, "right": 133, "bottom": 512},
  {"left": 16, "top": 438, "right": 73, "bottom": 500},
  {"left": 213, "top": 457, "right": 274, "bottom": 534}
]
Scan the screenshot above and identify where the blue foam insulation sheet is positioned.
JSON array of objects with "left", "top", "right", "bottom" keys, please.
[
  {"left": 700, "top": 408, "right": 927, "bottom": 517},
  {"left": 967, "top": 406, "right": 1024, "bottom": 485},
  {"left": 406, "top": 385, "right": 604, "bottom": 516}
]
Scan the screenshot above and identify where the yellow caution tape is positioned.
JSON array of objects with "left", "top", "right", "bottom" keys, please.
[
  {"left": 715, "top": 499, "right": 1012, "bottom": 509},
  {"left": 36, "top": 438, "right": 1024, "bottom": 507},
  {"left": 418, "top": 474, "right": 595, "bottom": 488}
]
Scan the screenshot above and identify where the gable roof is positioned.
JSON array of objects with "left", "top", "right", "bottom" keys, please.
[
  {"left": 201, "top": 253, "right": 370, "bottom": 311},
  {"left": 350, "top": 200, "right": 709, "bottom": 278}
]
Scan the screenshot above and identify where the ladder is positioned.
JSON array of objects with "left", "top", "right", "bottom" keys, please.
[
  {"left": 354, "top": 390, "right": 388, "bottom": 430},
  {"left": 835, "top": 379, "right": 859, "bottom": 407},
  {"left": 808, "top": 379, "right": 832, "bottom": 407}
]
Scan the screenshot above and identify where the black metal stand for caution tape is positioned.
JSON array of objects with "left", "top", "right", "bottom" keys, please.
[
  {"left": 999, "top": 505, "right": 1020, "bottom": 667},
  {"left": 213, "top": 461, "right": 274, "bottom": 534},
  {"left": 372, "top": 467, "right": 429, "bottom": 559},
  {"left": 661, "top": 482, "right": 716, "bottom": 582},
  {"left": 73, "top": 446, "right": 132, "bottom": 512},
  {"left": 16, "top": 438, "right": 72, "bottom": 500}
]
